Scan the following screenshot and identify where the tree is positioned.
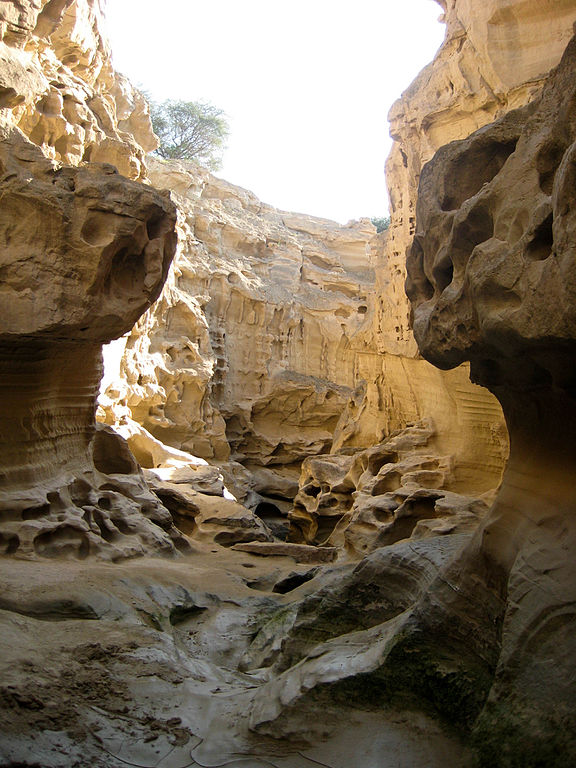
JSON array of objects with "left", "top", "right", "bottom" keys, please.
[
  {"left": 149, "top": 99, "right": 229, "bottom": 170},
  {"left": 371, "top": 216, "right": 391, "bottom": 233}
]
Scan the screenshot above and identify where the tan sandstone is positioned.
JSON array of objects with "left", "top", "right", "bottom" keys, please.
[{"left": 0, "top": 0, "right": 185, "bottom": 560}]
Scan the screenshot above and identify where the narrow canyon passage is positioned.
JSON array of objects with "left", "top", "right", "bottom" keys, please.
[{"left": 1, "top": 1, "right": 576, "bottom": 767}]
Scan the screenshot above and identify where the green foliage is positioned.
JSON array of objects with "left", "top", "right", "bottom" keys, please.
[
  {"left": 371, "top": 216, "right": 391, "bottom": 233},
  {"left": 149, "top": 98, "right": 229, "bottom": 170}
]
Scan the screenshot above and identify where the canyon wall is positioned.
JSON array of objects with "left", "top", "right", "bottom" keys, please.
[
  {"left": 2, "top": 1, "right": 576, "bottom": 766},
  {"left": 404, "top": 26, "right": 576, "bottom": 761},
  {"left": 0, "top": 0, "right": 187, "bottom": 559},
  {"left": 106, "top": 0, "right": 576, "bottom": 508},
  {"left": 102, "top": 158, "right": 376, "bottom": 476},
  {"left": 341, "top": 0, "right": 576, "bottom": 486}
]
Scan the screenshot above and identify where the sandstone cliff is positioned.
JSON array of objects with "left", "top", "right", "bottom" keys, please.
[
  {"left": 100, "top": 156, "right": 509, "bottom": 550},
  {"left": 336, "top": 0, "right": 576, "bottom": 490},
  {"left": 0, "top": 0, "right": 186, "bottom": 559},
  {"left": 102, "top": 158, "right": 376, "bottom": 475},
  {"left": 404, "top": 28, "right": 576, "bottom": 761}
]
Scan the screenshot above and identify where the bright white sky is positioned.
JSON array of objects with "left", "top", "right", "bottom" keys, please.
[{"left": 103, "top": 1, "right": 445, "bottom": 224}]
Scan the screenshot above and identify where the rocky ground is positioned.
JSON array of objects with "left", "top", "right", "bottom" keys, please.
[{"left": 0, "top": 543, "right": 472, "bottom": 768}]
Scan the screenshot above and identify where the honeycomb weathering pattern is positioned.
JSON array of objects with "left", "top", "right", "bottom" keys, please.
[{"left": 404, "top": 34, "right": 576, "bottom": 754}]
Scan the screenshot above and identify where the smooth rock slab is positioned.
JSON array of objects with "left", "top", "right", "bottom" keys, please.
[{"left": 232, "top": 541, "right": 338, "bottom": 563}]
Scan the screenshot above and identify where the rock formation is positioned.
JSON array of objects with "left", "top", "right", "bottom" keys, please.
[
  {"left": 2, "top": 0, "right": 576, "bottom": 766},
  {"left": 405, "top": 29, "right": 576, "bottom": 761},
  {"left": 290, "top": 419, "right": 490, "bottom": 553},
  {"left": 0, "top": 0, "right": 185, "bottom": 559},
  {"left": 102, "top": 156, "right": 509, "bottom": 531},
  {"left": 338, "top": 0, "right": 576, "bottom": 489},
  {"left": 100, "top": 158, "right": 376, "bottom": 475}
]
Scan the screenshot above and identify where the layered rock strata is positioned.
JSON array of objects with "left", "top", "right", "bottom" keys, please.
[
  {"left": 104, "top": 158, "right": 508, "bottom": 515},
  {"left": 0, "top": 1, "right": 185, "bottom": 559},
  {"left": 100, "top": 159, "right": 378, "bottom": 493},
  {"left": 335, "top": 0, "right": 576, "bottom": 489},
  {"left": 0, "top": 0, "right": 155, "bottom": 178}
]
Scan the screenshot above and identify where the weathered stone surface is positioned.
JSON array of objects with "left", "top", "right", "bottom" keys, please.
[
  {"left": 102, "top": 157, "right": 377, "bottom": 471},
  {"left": 247, "top": 534, "right": 474, "bottom": 728},
  {"left": 333, "top": 0, "right": 576, "bottom": 494},
  {"left": 146, "top": 474, "right": 272, "bottom": 547},
  {"left": 0, "top": 554, "right": 471, "bottom": 768},
  {"left": 383, "top": 0, "right": 576, "bottom": 358},
  {"left": 0, "top": 2, "right": 181, "bottom": 559},
  {"left": 405, "top": 29, "right": 576, "bottom": 763},
  {"left": 232, "top": 541, "right": 338, "bottom": 563},
  {"left": 0, "top": 0, "right": 155, "bottom": 179},
  {"left": 102, "top": 157, "right": 508, "bottom": 504},
  {"left": 290, "top": 420, "right": 490, "bottom": 552}
]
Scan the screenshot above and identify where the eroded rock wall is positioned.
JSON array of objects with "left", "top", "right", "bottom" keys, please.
[
  {"left": 103, "top": 158, "right": 378, "bottom": 482},
  {"left": 0, "top": 0, "right": 155, "bottom": 178},
  {"left": 105, "top": 158, "right": 507, "bottom": 517},
  {"left": 0, "top": 0, "right": 186, "bottom": 559},
  {"left": 404, "top": 29, "right": 576, "bottom": 758},
  {"left": 335, "top": 0, "right": 576, "bottom": 493}
]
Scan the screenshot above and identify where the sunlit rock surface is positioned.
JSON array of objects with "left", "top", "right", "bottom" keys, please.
[
  {"left": 342, "top": 0, "right": 576, "bottom": 490},
  {"left": 102, "top": 157, "right": 376, "bottom": 472},
  {"left": 0, "top": 0, "right": 183, "bottom": 559},
  {"left": 290, "top": 420, "right": 491, "bottom": 553},
  {"left": 0, "top": 0, "right": 155, "bottom": 178},
  {"left": 104, "top": 157, "right": 508, "bottom": 507}
]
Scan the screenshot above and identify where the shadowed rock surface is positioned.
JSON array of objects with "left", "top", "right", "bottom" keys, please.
[{"left": 406, "top": 30, "right": 576, "bottom": 765}]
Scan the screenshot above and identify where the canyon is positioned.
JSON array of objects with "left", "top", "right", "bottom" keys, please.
[{"left": 1, "top": 1, "right": 575, "bottom": 766}]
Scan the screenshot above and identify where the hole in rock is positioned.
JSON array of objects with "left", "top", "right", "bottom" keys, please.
[
  {"left": 472, "top": 358, "right": 504, "bottom": 388},
  {"left": 537, "top": 140, "right": 567, "bottom": 195},
  {"left": 91, "top": 510, "right": 118, "bottom": 543},
  {"left": 0, "top": 532, "right": 19, "bottom": 554},
  {"left": 214, "top": 530, "right": 254, "bottom": 546},
  {"left": 34, "top": 526, "right": 89, "bottom": 559},
  {"left": 107, "top": 247, "right": 145, "bottom": 294},
  {"left": 452, "top": 205, "right": 494, "bottom": 264},
  {"left": 407, "top": 235, "right": 434, "bottom": 302},
  {"left": 367, "top": 452, "right": 397, "bottom": 476},
  {"left": 171, "top": 513, "right": 197, "bottom": 538},
  {"left": 254, "top": 502, "right": 289, "bottom": 541},
  {"left": 22, "top": 504, "right": 51, "bottom": 520},
  {"left": 441, "top": 138, "right": 518, "bottom": 211},
  {"left": 273, "top": 568, "right": 320, "bottom": 594},
  {"left": 0, "top": 86, "right": 22, "bottom": 108},
  {"left": 314, "top": 515, "right": 344, "bottom": 545},
  {"left": 529, "top": 363, "right": 553, "bottom": 389},
  {"left": 146, "top": 214, "right": 166, "bottom": 240},
  {"left": 254, "top": 502, "right": 283, "bottom": 519},
  {"left": 432, "top": 253, "right": 454, "bottom": 293},
  {"left": 372, "top": 471, "right": 403, "bottom": 495},
  {"left": 169, "top": 604, "right": 207, "bottom": 626},
  {"left": 69, "top": 478, "right": 93, "bottom": 506},
  {"left": 372, "top": 505, "right": 397, "bottom": 524},
  {"left": 526, "top": 213, "right": 554, "bottom": 261},
  {"left": 379, "top": 495, "right": 441, "bottom": 546}
]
